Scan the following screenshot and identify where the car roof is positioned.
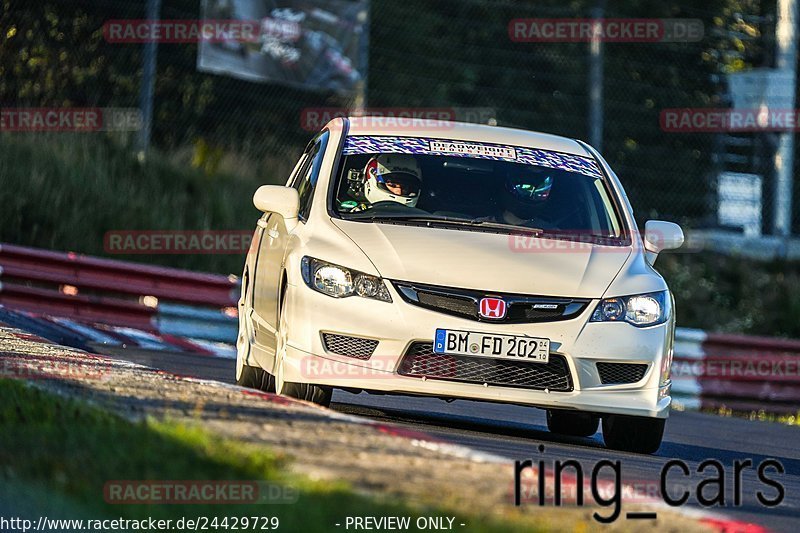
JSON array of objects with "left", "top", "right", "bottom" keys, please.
[{"left": 340, "top": 117, "right": 592, "bottom": 157}]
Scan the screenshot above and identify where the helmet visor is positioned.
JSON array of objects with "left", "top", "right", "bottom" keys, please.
[
  {"left": 506, "top": 171, "right": 553, "bottom": 204},
  {"left": 376, "top": 171, "right": 422, "bottom": 198}
]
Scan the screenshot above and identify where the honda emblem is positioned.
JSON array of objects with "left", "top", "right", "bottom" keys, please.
[{"left": 479, "top": 297, "right": 507, "bottom": 320}]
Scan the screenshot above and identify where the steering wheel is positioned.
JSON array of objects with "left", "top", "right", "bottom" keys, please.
[
  {"left": 532, "top": 206, "right": 581, "bottom": 229},
  {"left": 366, "top": 201, "right": 428, "bottom": 213}
]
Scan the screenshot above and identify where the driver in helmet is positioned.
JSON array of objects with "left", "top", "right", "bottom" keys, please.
[
  {"left": 363, "top": 154, "right": 423, "bottom": 207},
  {"left": 341, "top": 154, "right": 423, "bottom": 212},
  {"left": 494, "top": 165, "right": 554, "bottom": 228}
]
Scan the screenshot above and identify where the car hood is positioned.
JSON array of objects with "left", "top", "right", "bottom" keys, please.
[{"left": 330, "top": 219, "right": 632, "bottom": 298}]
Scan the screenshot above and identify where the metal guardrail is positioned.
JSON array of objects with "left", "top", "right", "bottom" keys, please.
[
  {"left": 671, "top": 328, "right": 708, "bottom": 410},
  {"left": 0, "top": 279, "right": 156, "bottom": 331},
  {"left": 0, "top": 243, "right": 239, "bottom": 342},
  {"left": 156, "top": 303, "right": 238, "bottom": 344},
  {"left": 672, "top": 328, "right": 800, "bottom": 414},
  {"left": 0, "top": 243, "right": 238, "bottom": 307}
]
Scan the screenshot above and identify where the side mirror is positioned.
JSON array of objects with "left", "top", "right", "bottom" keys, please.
[
  {"left": 253, "top": 185, "right": 300, "bottom": 220},
  {"left": 643, "top": 220, "right": 684, "bottom": 265}
]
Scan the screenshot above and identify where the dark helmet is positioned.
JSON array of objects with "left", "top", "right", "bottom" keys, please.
[{"left": 502, "top": 165, "right": 554, "bottom": 217}]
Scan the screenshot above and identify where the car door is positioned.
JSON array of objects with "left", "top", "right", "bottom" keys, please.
[
  {"left": 241, "top": 153, "right": 305, "bottom": 354},
  {"left": 250, "top": 131, "right": 329, "bottom": 360}
]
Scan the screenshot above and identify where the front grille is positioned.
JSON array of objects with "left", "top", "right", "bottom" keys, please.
[
  {"left": 416, "top": 291, "right": 475, "bottom": 318},
  {"left": 393, "top": 281, "right": 589, "bottom": 324},
  {"left": 596, "top": 362, "right": 649, "bottom": 384},
  {"left": 399, "top": 342, "right": 573, "bottom": 391},
  {"left": 506, "top": 303, "right": 565, "bottom": 322},
  {"left": 321, "top": 333, "right": 378, "bottom": 360}
]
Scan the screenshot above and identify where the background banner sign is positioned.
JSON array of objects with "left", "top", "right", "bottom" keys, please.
[{"left": 198, "top": 0, "right": 368, "bottom": 93}]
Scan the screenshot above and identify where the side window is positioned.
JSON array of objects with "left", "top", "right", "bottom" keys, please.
[
  {"left": 287, "top": 152, "right": 309, "bottom": 187},
  {"left": 293, "top": 130, "right": 330, "bottom": 221}
]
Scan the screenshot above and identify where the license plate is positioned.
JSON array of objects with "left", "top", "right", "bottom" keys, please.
[{"left": 433, "top": 329, "right": 550, "bottom": 363}]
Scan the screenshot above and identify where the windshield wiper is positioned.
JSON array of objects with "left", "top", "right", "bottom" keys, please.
[
  {"left": 358, "top": 215, "right": 544, "bottom": 235},
  {"left": 464, "top": 218, "right": 544, "bottom": 235},
  {"left": 344, "top": 213, "right": 625, "bottom": 243}
]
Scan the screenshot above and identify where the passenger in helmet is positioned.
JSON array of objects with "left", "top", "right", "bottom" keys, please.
[
  {"left": 363, "top": 154, "right": 423, "bottom": 208},
  {"left": 495, "top": 165, "right": 554, "bottom": 228}
]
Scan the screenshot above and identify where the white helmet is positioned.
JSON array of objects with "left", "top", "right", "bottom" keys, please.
[{"left": 363, "top": 154, "right": 423, "bottom": 208}]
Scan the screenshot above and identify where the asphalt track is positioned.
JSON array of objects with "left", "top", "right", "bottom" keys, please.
[{"left": 99, "top": 346, "right": 800, "bottom": 532}]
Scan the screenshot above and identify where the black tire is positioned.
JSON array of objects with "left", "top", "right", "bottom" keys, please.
[
  {"left": 271, "top": 278, "right": 331, "bottom": 408},
  {"left": 546, "top": 410, "right": 599, "bottom": 437},
  {"left": 237, "top": 364, "right": 276, "bottom": 393},
  {"left": 601, "top": 415, "right": 665, "bottom": 454},
  {"left": 280, "top": 381, "right": 333, "bottom": 407}
]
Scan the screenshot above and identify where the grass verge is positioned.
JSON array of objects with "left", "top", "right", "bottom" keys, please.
[
  {"left": 701, "top": 406, "right": 800, "bottom": 427},
  {"left": 0, "top": 134, "right": 272, "bottom": 274},
  {"left": 659, "top": 252, "right": 800, "bottom": 338},
  {"left": 0, "top": 379, "right": 548, "bottom": 532}
]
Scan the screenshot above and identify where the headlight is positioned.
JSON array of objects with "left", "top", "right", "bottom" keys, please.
[
  {"left": 300, "top": 257, "right": 392, "bottom": 302},
  {"left": 590, "top": 291, "right": 670, "bottom": 327}
]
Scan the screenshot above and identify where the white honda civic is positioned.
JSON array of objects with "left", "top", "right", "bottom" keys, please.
[{"left": 236, "top": 117, "right": 684, "bottom": 454}]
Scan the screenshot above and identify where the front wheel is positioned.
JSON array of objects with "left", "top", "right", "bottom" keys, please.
[
  {"left": 237, "top": 364, "right": 276, "bottom": 393},
  {"left": 236, "top": 269, "right": 276, "bottom": 394},
  {"left": 602, "top": 415, "right": 665, "bottom": 454},
  {"left": 278, "top": 377, "right": 333, "bottom": 406},
  {"left": 273, "top": 349, "right": 332, "bottom": 407},
  {"left": 273, "top": 285, "right": 332, "bottom": 407}
]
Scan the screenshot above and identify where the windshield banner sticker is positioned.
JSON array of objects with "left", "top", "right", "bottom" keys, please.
[
  {"left": 343, "top": 136, "right": 602, "bottom": 179},
  {"left": 429, "top": 140, "right": 517, "bottom": 159}
]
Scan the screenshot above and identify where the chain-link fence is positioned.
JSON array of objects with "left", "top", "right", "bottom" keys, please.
[{"left": 1, "top": 0, "right": 795, "bottom": 244}]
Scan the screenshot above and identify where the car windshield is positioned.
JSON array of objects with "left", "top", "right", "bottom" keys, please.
[{"left": 332, "top": 137, "right": 626, "bottom": 243}]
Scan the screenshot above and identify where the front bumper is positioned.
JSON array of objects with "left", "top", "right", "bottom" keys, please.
[{"left": 282, "top": 282, "right": 673, "bottom": 419}]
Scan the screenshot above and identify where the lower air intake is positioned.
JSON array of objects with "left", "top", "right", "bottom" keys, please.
[
  {"left": 321, "top": 333, "right": 378, "bottom": 360},
  {"left": 399, "top": 342, "right": 573, "bottom": 391},
  {"left": 596, "top": 362, "right": 649, "bottom": 384}
]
